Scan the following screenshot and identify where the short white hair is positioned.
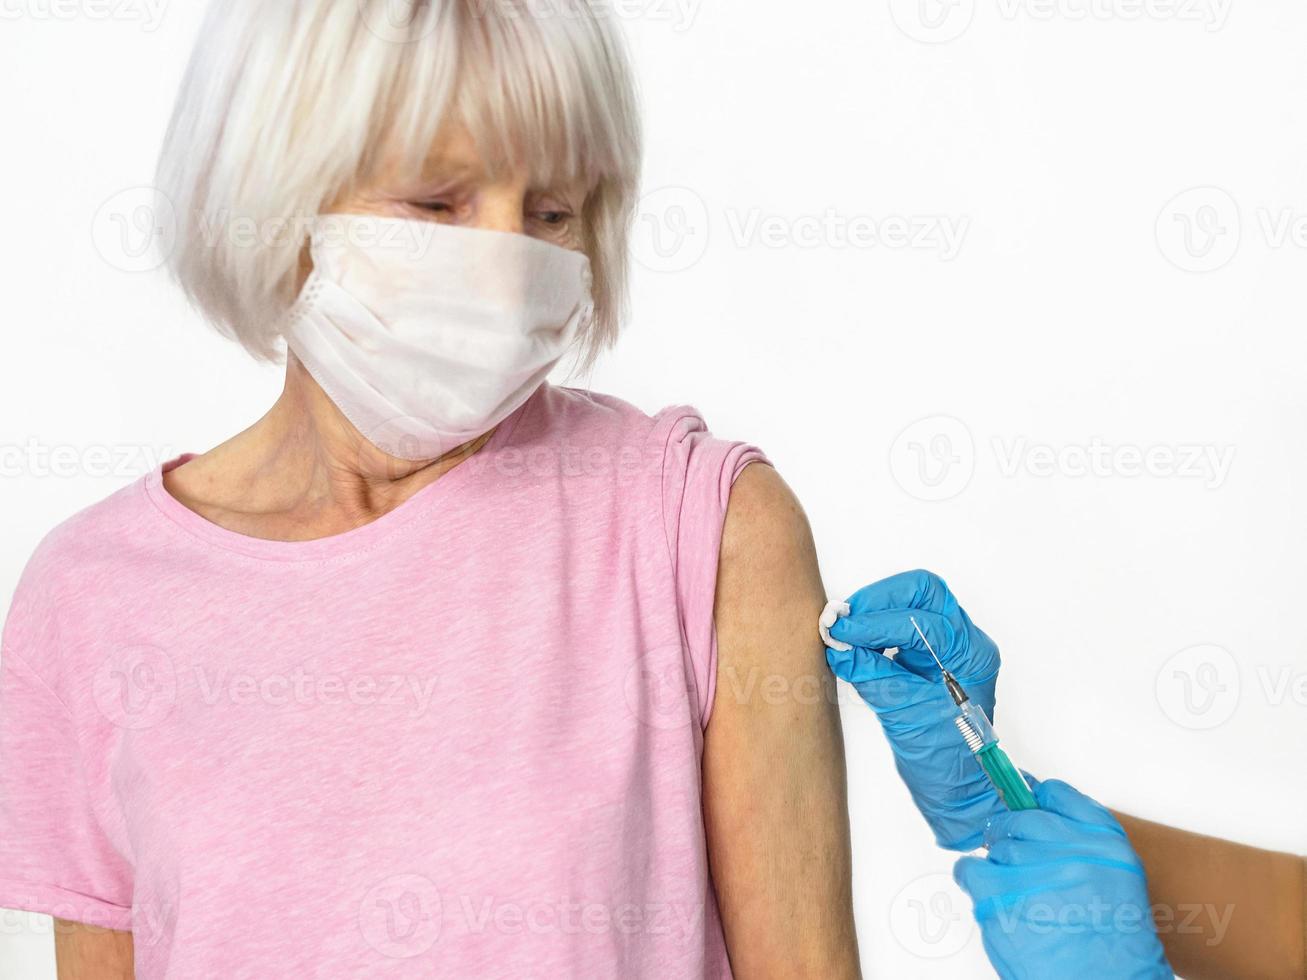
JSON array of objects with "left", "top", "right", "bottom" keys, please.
[{"left": 155, "top": 0, "right": 643, "bottom": 363}]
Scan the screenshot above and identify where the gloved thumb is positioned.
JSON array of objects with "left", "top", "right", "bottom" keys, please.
[{"left": 1033, "top": 779, "right": 1122, "bottom": 831}]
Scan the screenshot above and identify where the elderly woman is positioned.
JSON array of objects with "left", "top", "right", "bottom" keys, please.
[{"left": 0, "top": 2, "right": 858, "bottom": 978}]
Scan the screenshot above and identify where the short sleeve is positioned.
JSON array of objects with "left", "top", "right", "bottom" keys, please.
[
  {"left": 656, "top": 407, "right": 770, "bottom": 729},
  {"left": 0, "top": 633, "right": 134, "bottom": 929}
]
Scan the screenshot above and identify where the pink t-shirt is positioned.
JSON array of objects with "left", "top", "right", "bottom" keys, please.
[{"left": 0, "top": 385, "right": 768, "bottom": 979}]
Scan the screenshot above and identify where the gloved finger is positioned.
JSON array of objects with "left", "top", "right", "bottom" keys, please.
[
  {"left": 983, "top": 807, "right": 1082, "bottom": 848},
  {"left": 985, "top": 835, "right": 1093, "bottom": 868},
  {"left": 843, "top": 569, "right": 961, "bottom": 618},
  {"left": 986, "top": 837, "right": 1146, "bottom": 888},
  {"left": 952, "top": 853, "right": 1019, "bottom": 902},
  {"left": 988, "top": 799, "right": 1134, "bottom": 851},
  {"left": 825, "top": 642, "right": 904, "bottom": 686},
  {"left": 827, "top": 608, "right": 959, "bottom": 658},
  {"left": 1033, "top": 780, "right": 1125, "bottom": 833}
]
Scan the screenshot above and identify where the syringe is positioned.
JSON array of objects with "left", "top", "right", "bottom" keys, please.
[{"left": 909, "top": 616, "right": 1038, "bottom": 812}]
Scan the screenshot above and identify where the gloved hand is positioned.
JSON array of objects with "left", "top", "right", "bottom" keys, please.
[
  {"left": 824, "top": 569, "right": 1004, "bottom": 850},
  {"left": 954, "top": 779, "right": 1174, "bottom": 980}
]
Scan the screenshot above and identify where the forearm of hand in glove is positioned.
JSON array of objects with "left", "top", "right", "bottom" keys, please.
[{"left": 1114, "top": 812, "right": 1306, "bottom": 980}]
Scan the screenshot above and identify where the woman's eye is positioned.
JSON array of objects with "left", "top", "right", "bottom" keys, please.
[
  {"left": 415, "top": 201, "right": 453, "bottom": 214},
  {"left": 534, "top": 210, "right": 571, "bottom": 226}
]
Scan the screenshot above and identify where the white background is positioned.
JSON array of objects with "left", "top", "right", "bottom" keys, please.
[{"left": 2, "top": 1, "right": 1305, "bottom": 977}]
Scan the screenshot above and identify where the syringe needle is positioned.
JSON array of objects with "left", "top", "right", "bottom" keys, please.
[{"left": 909, "top": 615, "right": 947, "bottom": 672}]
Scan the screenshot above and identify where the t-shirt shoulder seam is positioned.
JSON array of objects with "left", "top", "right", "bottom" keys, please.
[{"left": 2, "top": 646, "right": 76, "bottom": 720}]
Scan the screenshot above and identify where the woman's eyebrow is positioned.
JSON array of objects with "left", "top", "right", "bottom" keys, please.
[{"left": 416, "top": 156, "right": 483, "bottom": 184}]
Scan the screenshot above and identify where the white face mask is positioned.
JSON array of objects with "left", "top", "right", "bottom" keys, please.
[{"left": 282, "top": 214, "right": 594, "bottom": 460}]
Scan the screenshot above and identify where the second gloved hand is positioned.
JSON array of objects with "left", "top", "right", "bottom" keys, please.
[
  {"left": 954, "top": 779, "right": 1174, "bottom": 980},
  {"left": 824, "top": 569, "right": 1004, "bottom": 851}
]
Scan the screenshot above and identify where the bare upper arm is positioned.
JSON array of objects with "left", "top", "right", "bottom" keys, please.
[
  {"left": 53, "top": 920, "right": 133, "bottom": 980},
  {"left": 703, "top": 462, "right": 860, "bottom": 979}
]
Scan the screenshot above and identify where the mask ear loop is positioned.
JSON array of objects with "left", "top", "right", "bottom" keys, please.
[{"left": 278, "top": 216, "right": 335, "bottom": 341}]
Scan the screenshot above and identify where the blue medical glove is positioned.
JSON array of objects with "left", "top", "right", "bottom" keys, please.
[
  {"left": 824, "top": 569, "right": 1004, "bottom": 850},
  {"left": 954, "top": 779, "right": 1173, "bottom": 979}
]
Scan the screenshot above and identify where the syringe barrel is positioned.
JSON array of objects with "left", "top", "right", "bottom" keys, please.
[{"left": 954, "top": 702, "right": 1039, "bottom": 811}]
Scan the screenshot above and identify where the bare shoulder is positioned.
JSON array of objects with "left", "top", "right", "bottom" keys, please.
[
  {"left": 716, "top": 462, "right": 825, "bottom": 645},
  {"left": 720, "top": 463, "right": 818, "bottom": 573}
]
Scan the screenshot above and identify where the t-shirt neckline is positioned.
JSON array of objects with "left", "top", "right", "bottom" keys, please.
[{"left": 141, "top": 388, "right": 538, "bottom": 563}]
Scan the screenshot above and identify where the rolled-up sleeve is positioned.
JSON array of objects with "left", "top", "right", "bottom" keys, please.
[
  {"left": 0, "top": 641, "right": 133, "bottom": 930},
  {"left": 656, "top": 406, "right": 771, "bottom": 730}
]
